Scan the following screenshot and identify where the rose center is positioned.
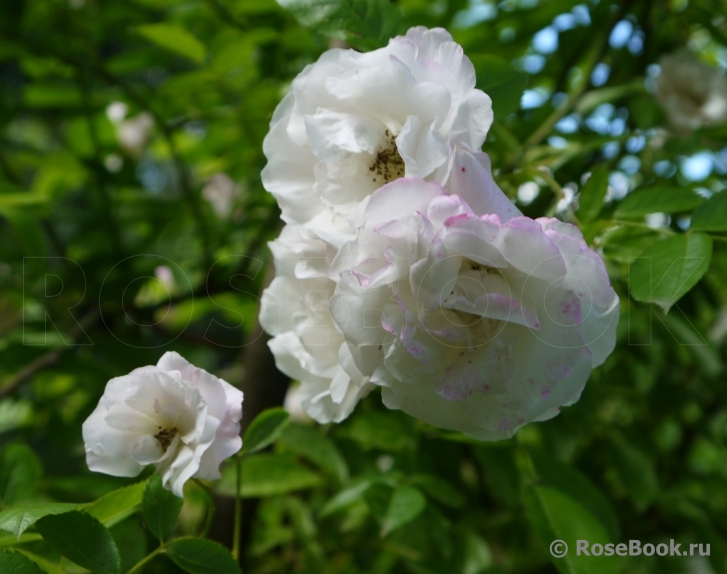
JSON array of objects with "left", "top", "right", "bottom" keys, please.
[
  {"left": 154, "top": 426, "right": 178, "bottom": 451},
  {"left": 369, "top": 129, "right": 405, "bottom": 184}
]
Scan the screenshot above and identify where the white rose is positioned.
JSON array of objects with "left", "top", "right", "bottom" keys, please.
[
  {"left": 82, "top": 352, "right": 243, "bottom": 497},
  {"left": 655, "top": 50, "right": 727, "bottom": 133},
  {"left": 259, "top": 224, "right": 374, "bottom": 424},
  {"left": 261, "top": 26, "right": 493, "bottom": 247},
  {"left": 328, "top": 157, "right": 619, "bottom": 440}
]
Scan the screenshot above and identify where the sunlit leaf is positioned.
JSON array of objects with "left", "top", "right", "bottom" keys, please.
[{"left": 629, "top": 233, "right": 712, "bottom": 312}]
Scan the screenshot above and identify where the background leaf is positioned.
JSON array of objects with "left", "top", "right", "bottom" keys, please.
[
  {"left": 471, "top": 55, "right": 528, "bottom": 118},
  {"left": 84, "top": 481, "right": 146, "bottom": 529},
  {"left": 0, "top": 550, "right": 47, "bottom": 574},
  {"left": 629, "top": 233, "right": 713, "bottom": 312},
  {"left": 165, "top": 538, "right": 242, "bottom": 574},
  {"left": 615, "top": 187, "right": 704, "bottom": 218},
  {"left": 523, "top": 485, "right": 617, "bottom": 574},
  {"left": 0, "top": 503, "right": 77, "bottom": 539},
  {"left": 135, "top": 24, "right": 207, "bottom": 63},
  {"left": 218, "top": 453, "right": 323, "bottom": 498},
  {"left": 0, "top": 443, "right": 42, "bottom": 506},
  {"left": 243, "top": 407, "right": 291, "bottom": 454},
  {"left": 690, "top": 191, "right": 727, "bottom": 232},
  {"left": 382, "top": 486, "right": 427, "bottom": 536},
  {"left": 577, "top": 165, "right": 609, "bottom": 223}
]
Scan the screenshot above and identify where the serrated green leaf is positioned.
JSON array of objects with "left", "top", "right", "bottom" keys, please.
[
  {"left": 135, "top": 24, "right": 207, "bottom": 64},
  {"left": 523, "top": 486, "right": 617, "bottom": 574},
  {"left": 382, "top": 486, "right": 426, "bottom": 536},
  {"left": 142, "top": 473, "right": 182, "bottom": 540},
  {"left": 243, "top": 407, "right": 290, "bottom": 454},
  {"left": 615, "top": 187, "right": 704, "bottom": 218},
  {"left": 165, "top": 538, "right": 241, "bottom": 574},
  {"left": 471, "top": 55, "right": 528, "bottom": 118},
  {"left": 690, "top": 191, "right": 727, "bottom": 232},
  {"left": 36, "top": 511, "right": 121, "bottom": 574},
  {"left": 629, "top": 233, "right": 712, "bottom": 312},
  {"left": 577, "top": 165, "right": 609, "bottom": 223},
  {"left": 0, "top": 503, "right": 77, "bottom": 539},
  {"left": 0, "top": 550, "right": 47, "bottom": 574},
  {"left": 84, "top": 481, "right": 146, "bottom": 528}
]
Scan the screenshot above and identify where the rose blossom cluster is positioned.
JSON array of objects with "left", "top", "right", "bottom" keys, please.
[{"left": 261, "top": 26, "right": 620, "bottom": 439}]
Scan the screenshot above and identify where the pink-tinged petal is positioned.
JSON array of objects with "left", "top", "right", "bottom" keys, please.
[
  {"left": 447, "top": 148, "right": 521, "bottom": 220},
  {"left": 494, "top": 217, "right": 567, "bottom": 280},
  {"left": 439, "top": 215, "right": 508, "bottom": 268},
  {"left": 363, "top": 178, "right": 444, "bottom": 229}
]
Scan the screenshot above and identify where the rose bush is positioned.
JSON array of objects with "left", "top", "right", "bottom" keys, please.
[
  {"left": 82, "top": 352, "right": 243, "bottom": 496},
  {"left": 328, "top": 156, "right": 619, "bottom": 439}
]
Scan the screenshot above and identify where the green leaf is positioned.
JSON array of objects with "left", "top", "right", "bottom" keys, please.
[
  {"left": 218, "top": 453, "right": 323, "bottom": 498},
  {"left": 0, "top": 503, "right": 77, "bottom": 539},
  {"left": 523, "top": 486, "right": 617, "bottom": 574},
  {"left": 471, "top": 55, "right": 528, "bottom": 118},
  {"left": 690, "top": 191, "right": 727, "bottom": 232},
  {"left": 614, "top": 187, "right": 704, "bottom": 218},
  {"left": 319, "top": 481, "right": 372, "bottom": 517},
  {"left": 608, "top": 433, "right": 658, "bottom": 512},
  {"left": 363, "top": 482, "right": 393, "bottom": 520},
  {"left": 142, "top": 473, "right": 182, "bottom": 540},
  {"left": 0, "top": 443, "right": 43, "bottom": 506},
  {"left": 0, "top": 192, "right": 48, "bottom": 208},
  {"left": 0, "top": 550, "right": 46, "bottom": 574},
  {"left": 35, "top": 511, "right": 121, "bottom": 574},
  {"left": 165, "top": 538, "right": 241, "bottom": 574},
  {"left": 243, "top": 407, "right": 290, "bottom": 454},
  {"left": 382, "top": 486, "right": 426, "bottom": 536},
  {"left": 276, "top": 0, "right": 404, "bottom": 49},
  {"left": 344, "top": 411, "right": 415, "bottom": 451},
  {"left": 279, "top": 423, "right": 349, "bottom": 482},
  {"left": 135, "top": 24, "right": 207, "bottom": 64},
  {"left": 409, "top": 475, "right": 465, "bottom": 509},
  {"left": 629, "top": 233, "right": 712, "bottom": 312},
  {"left": 84, "top": 481, "right": 146, "bottom": 528},
  {"left": 577, "top": 165, "right": 609, "bottom": 223},
  {"left": 529, "top": 450, "right": 620, "bottom": 541}
]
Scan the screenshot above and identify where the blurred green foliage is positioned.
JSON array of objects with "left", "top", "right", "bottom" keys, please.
[{"left": 1, "top": 0, "right": 727, "bottom": 573}]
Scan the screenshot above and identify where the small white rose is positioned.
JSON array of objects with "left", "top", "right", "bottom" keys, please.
[
  {"left": 82, "top": 352, "right": 243, "bottom": 497},
  {"left": 655, "top": 50, "right": 727, "bottom": 134}
]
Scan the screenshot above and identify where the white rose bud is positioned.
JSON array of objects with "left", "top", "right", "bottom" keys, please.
[{"left": 82, "top": 352, "right": 243, "bottom": 497}]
